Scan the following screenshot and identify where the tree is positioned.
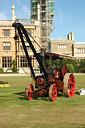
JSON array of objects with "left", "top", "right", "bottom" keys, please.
[
  {"left": 12, "top": 60, "right": 17, "bottom": 72},
  {"left": 66, "top": 64, "right": 75, "bottom": 73},
  {"left": 79, "top": 60, "right": 85, "bottom": 73}
]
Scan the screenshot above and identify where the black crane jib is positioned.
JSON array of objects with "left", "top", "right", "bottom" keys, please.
[{"left": 12, "top": 23, "right": 49, "bottom": 82}]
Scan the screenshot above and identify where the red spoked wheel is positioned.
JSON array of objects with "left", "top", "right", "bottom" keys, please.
[
  {"left": 61, "top": 65, "right": 68, "bottom": 78},
  {"left": 63, "top": 73, "right": 75, "bottom": 97},
  {"left": 25, "top": 84, "right": 34, "bottom": 100},
  {"left": 49, "top": 84, "right": 57, "bottom": 102}
]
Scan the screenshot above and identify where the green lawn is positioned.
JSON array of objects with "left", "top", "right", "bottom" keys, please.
[{"left": 0, "top": 75, "right": 85, "bottom": 128}]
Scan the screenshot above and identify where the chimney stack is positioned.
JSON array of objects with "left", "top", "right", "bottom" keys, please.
[
  {"left": 12, "top": 4, "right": 16, "bottom": 20},
  {"left": 67, "top": 32, "right": 74, "bottom": 40}
]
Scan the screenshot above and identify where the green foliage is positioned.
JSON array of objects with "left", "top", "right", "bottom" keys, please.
[
  {"left": 45, "top": 58, "right": 85, "bottom": 73},
  {"left": 45, "top": 58, "right": 82, "bottom": 73},
  {"left": 0, "top": 67, "right": 3, "bottom": 73},
  {"left": 72, "top": 60, "right": 80, "bottom": 73},
  {"left": 12, "top": 60, "right": 17, "bottom": 72},
  {"left": 66, "top": 64, "right": 75, "bottom": 73},
  {"left": 46, "top": 59, "right": 61, "bottom": 68},
  {"left": 62, "top": 59, "right": 80, "bottom": 73},
  {"left": 62, "top": 59, "right": 69, "bottom": 65},
  {"left": 52, "top": 59, "right": 60, "bottom": 68},
  {"left": 78, "top": 60, "right": 85, "bottom": 73}
]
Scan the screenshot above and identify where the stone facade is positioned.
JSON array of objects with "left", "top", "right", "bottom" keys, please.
[
  {"left": 51, "top": 32, "right": 74, "bottom": 56},
  {"left": 0, "top": 20, "right": 15, "bottom": 72},
  {"left": 51, "top": 32, "right": 85, "bottom": 60},
  {"left": 0, "top": 19, "right": 40, "bottom": 73},
  {"left": 0, "top": 4, "right": 41, "bottom": 73},
  {"left": 74, "top": 43, "right": 85, "bottom": 60}
]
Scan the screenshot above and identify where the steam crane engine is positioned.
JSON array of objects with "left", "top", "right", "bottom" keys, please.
[{"left": 13, "top": 23, "right": 76, "bottom": 102}]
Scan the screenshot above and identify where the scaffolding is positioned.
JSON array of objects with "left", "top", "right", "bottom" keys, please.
[{"left": 31, "top": 0, "right": 55, "bottom": 52}]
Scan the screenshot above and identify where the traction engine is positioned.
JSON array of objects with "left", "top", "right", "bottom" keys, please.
[{"left": 13, "top": 23, "right": 76, "bottom": 102}]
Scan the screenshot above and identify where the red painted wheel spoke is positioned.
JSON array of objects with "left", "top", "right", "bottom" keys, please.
[
  {"left": 70, "top": 89, "right": 74, "bottom": 95},
  {"left": 28, "top": 84, "right": 34, "bottom": 100},
  {"left": 52, "top": 91, "right": 56, "bottom": 97},
  {"left": 71, "top": 82, "right": 74, "bottom": 85},
  {"left": 68, "top": 74, "right": 75, "bottom": 97},
  {"left": 49, "top": 85, "right": 57, "bottom": 102},
  {"left": 63, "top": 73, "right": 75, "bottom": 98}
]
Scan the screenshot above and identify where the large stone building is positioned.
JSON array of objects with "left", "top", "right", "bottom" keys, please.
[
  {"left": 51, "top": 32, "right": 85, "bottom": 60},
  {"left": 0, "top": 5, "right": 40, "bottom": 73},
  {"left": 51, "top": 32, "right": 74, "bottom": 56},
  {"left": 0, "top": 4, "right": 85, "bottom": 73}
]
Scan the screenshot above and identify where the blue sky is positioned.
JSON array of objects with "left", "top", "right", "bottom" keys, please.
[{"left": 0, "top": 0, "right": 85, "bottom": 42}]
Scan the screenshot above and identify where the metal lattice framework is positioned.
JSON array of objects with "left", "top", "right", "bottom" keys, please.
[{"left": 31, "top": 0, "right": 55, "bottom": 51}]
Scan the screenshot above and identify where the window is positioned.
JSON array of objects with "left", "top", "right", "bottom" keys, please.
[
  {"left": 2, "top": 57, "right": 12, "bottom": 68},
  {"left": 3, "top": 43, "right": 10, "bottom": 50},
  {"left": 20, "top": 56, "right": 28, "bottom": 67},
  {"left": 3, "top": 29, "right": 10, "bottom": 37},
  {"left": 58, "top": 45, "right": 67, "bottom": 49},
  {"left": 20, "top": 43, "right": 31, "bottom": 51},
  {"left": 77, "top": 49, "right": 85, "bottom": 53}
]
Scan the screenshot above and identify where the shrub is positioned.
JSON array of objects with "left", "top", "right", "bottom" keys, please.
[
  {"left": 66, "top": 64, "right": 75, "bottom": 73},
  {"left": 0, "top": 68, "right": 4, "bottom": 73},
  {"left": 78, "top": 60, "right": 85, "bottom": 73},
  {"left": 12, "top": 60, "right": 17, "bottom": 72}
]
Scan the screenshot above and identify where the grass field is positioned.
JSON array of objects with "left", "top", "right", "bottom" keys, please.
[{"left": 0, "top": 75, "right": 85, "bottom": 128}]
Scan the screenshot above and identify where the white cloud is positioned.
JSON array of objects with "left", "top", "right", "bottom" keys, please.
[
  {"left": 0, "top": 12, "right": 8, "bottom": 20},
  {"left": 58, "top": 8, "right": 64, "bottom": 24}
]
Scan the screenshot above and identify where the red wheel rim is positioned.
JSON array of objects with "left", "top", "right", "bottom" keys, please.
[
  {"left": 68, "top": 74, "right": 75, "bottom": 97},
  {"left": 49, "top": 84, "right": 57, "bottom": 102},
  {"left": 52, "top": 85, "right": 57, "bottom": 102},
  {"left": 28, "top": 84, "right": 34, "bottom": 100},
  {"left": 62, "top": 65, "right": 68, "bottom": 77}
]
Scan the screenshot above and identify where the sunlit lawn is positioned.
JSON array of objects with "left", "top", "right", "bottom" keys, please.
[{"left": 0, "top": 75, "right": 85, "bottom": 128}]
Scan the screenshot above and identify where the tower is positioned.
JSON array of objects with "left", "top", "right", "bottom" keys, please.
[
  {"left": 31, "top": 0, "right": 55, "bottom": 51},
  {"left": 11, "top": 4, "right": 16, "bottom": 20}
]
